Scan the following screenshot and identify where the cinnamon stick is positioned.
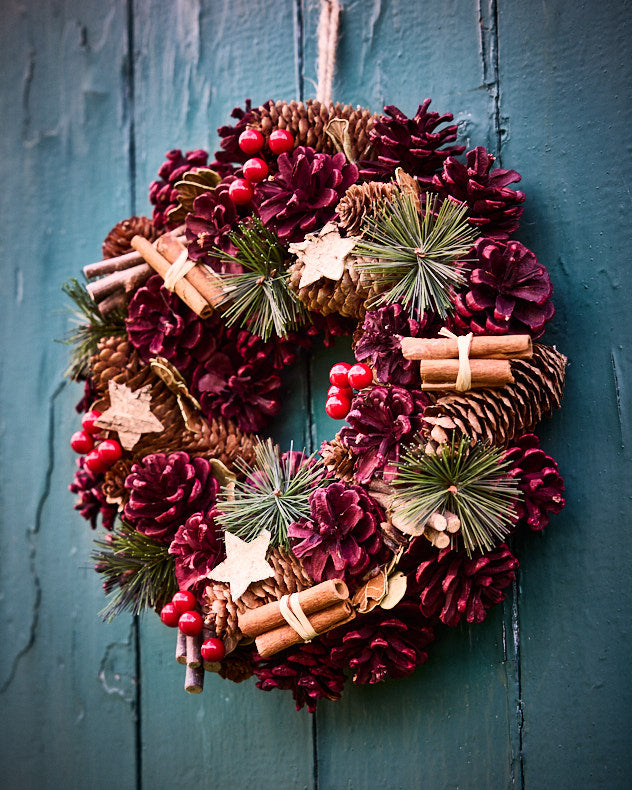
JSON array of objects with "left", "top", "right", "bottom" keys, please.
[
  {"left": 86, "top": 263, "right": 151, "bottom": 301},
  {"left": 401, "top": 335, "right": 533, "bottom": 360},
  {"left": 238, "top": 579, "right": 349, "bottom": 638},
  {"left": 419, "top": 359, "right": 513, "bottom": 389},
  {"left": 155, "top": 234, "right": 225, "bottom": 308},
  {"left": 131, "top": 235, "right": 212, "bottom": 318},
  {"left": 255, "top": 600, "right": 355, "bottom": 658}
]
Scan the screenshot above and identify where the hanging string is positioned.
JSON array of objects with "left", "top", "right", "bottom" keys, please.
[{"left": 315, "top": 0, "right": 341, "bottom": 105}]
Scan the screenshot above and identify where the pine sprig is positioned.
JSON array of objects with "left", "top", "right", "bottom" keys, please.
[
  {"left": 60, "top": 278, "right": 127, "bottom": 380},
  {"left": 215, "top": 438, "right": 324, "bottom": 548},
  {"left": 355, "top": 192, "right": 477, "bottom": 320},
  {"left": 214, "top": 219, "right": 309, "bottom": 341},
  {"left": 392, "top": 436, "right": 521, "bottom": 555},
  {"left": 92, "top": 521, "right": 177, "bottom": 621}
]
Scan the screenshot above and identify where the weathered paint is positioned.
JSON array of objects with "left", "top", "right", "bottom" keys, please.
[{"left": 0, "top": 1, "right": 630, "bottom": 788}]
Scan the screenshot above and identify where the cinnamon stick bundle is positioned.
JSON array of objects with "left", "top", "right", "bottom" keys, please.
[
  {"left": 131, "top": 236, "right": 212, "bottom": 318},
  {"left": 401, "top": 334, "right": 533, "bottom": 360},
  {"left": 255, "top": 600, "right": 355, "bottom": 658},
  {"left": 238, "top": 578, "right": 349, "bottom": 637},
  {"left": 155, "top": 235, "right": 225, "bottom": 308},
  {"left": 419, "top": 359, "right": 513, "bottom": 390}
]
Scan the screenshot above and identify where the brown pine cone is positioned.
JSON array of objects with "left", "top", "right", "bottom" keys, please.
[
  {"left": 338, "top": 182, "right": 398, "bottom": 236},
  {"left": 422, "top": 344, "right": 567, "bottom": 447},
  {"left": 236, "top": 548, "right": 312, "bottom": 613},
  {"left": 319, "top": 437, "right": 355, "bottom": 482},
  {"left": 218, "top": 651, "right": 254, "bottom": 683},
  {"left": 252, "top": 100, "right": 378, "bottom": 162},
  {"left": 101, "top": 216, "right": 157, "bottom": 259},
  {"left": 91, "top": 336, "right": 142, "bottom": 395},
  {"left": 202, "top": 581, "right": 242, "bottom": 649},
  {"left": 102, "top": 457, "right": 132, "bottom": 506},
  {"left": 287, "top": 254, "right": 370, "bottom": 320}
]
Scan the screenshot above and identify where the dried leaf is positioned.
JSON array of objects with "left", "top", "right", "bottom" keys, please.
[
  {"left": 379, "top": 572, "right": 407, "bottom": 609},
  {"left": 352, "top": 569, "right": 388, "bottom": 614},
  {"left": 150, "top": 356, "right": 201, "bottom": 429}
]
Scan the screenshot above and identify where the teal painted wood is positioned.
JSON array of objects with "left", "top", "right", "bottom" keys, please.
[
  {"left": 1, "top": 1, "right": 631, "bottom": 789},
  {"left": 0, "top": 2, "right": 138, "bottom": 789}
]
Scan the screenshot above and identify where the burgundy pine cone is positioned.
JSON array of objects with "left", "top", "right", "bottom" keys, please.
[
  {"left": 415, "top": 544, "right": 519, "bottom": 627},
  {"left": 338, "top": 386, "right": 430, "bottom": 484},
  {"left": 126, "top": 275, "right": 221, "bottom": 376},
  {"left": 253, "top": 641, "right": 346, "bottom": 713},
  {"left": 214, "top": 99, "right": 256, "bottom": 167},
  {"left": 168, "top": 508, "right": 225, "bottom": 592},
  {"left": 149, "top": 148, "right": 208, "bottom": 230},
  {"left": 257, "top": 146, "right": 358, "bottom": 242},
  {"left": 123, "top": 452, "right": 219, "bottom": 543},
  {"left": 454, "top": 237, "right": 554, "bottom": 338},
  {"left": 359, "top": 100, "right": 465, "bottom": 181},
  {"left": 419, "top": 146, "right": 525, "bottom": 239},
  {"left": 354, "top": 304, "right": 421, "bottom": 387},
  {"left": 325, "top": 601, "right": 435, "bottom": 684},
  {"left": 504, "top": 434, "right": 565, "bottom": 530},
  {"left": 69, "top": 457, "right": 118, "bottom": 531},
  {"left": 288, "top": 482, "right": 386, "bottom": 585}
]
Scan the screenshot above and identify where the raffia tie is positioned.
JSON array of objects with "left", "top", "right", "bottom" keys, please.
[
  {"left": 315, "top": 0, "right": 341, "bottom": 105},
  {"left": 164, "top": 250, "right": 196, "bottom": 292},
  {"left": 279, "top": 593, "right": 319, "bottom": 643},
  {"left": 438, "top": 327, "right": 474, "bottom": 392}
]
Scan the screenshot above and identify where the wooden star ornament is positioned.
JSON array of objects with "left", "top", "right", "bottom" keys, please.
[
  {"left": 209, "top": 530, "right": 275, "bottom": 601},
  {"left": 94, "top": 380, "right": 165, "bottom": 451},
  {"left": 289, "top": 222, "right": 358, "bottom": 288}
]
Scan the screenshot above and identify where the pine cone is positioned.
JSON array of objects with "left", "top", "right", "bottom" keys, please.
[
  {"left": 422, "top": 344, "right": 567, "bottom": 447},
  {"left": 235, "top": 548, "right": 312, "bottom": 613},
  {"left": 102, "top": 216, "right": 157, "bottom": 259},
  {"left": 90, "top": 336, "right": 141, "bottom": 395},
  {"left": 319, "top": 437, "right": 355, "bottom": 482},
  {"left": 325, "top": 601, "right": 434, "bottom": 684},
  {"left": 169, "top": 510, "right": 224, "bottom": 591},
  {"left": 218, "top": 651, "right": 254, "bottom": 683},
  {"left": 337, "top": 181, "right": 398, "bottom": 236},
  {"left": 69, "top": 457, "right": 118, "bottom": 530},
  {"left": 245, "top": 100, "right": 378, "bottom": 162},
  {"left": 202, "top": 580, "right": 241, "bottom": 646},
  {"left": 415, "top": 544, "right": 518, "bottom": 627},
  {"left": 287, "top": 253, "right": 370, "bottom": 319},
  {"left": 353, "top": 304, "right": 422, "bottom": 387},
  {"left": 149, "top": 148, "right": 208, "bottom": 231},
  {"left": 253, "top": 640, "right": 346, "bottom": 712},
  {"left": 288, "top": 482, "right": 387, "bottom": 585}
]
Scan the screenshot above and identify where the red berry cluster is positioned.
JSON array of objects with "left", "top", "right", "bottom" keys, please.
[
  {"left": 70, "top": 410, "right": 123, "bottom": 474},
  {"left": 325, "top": 362, "right": 373, "bottom": 419},
  {"left": 228, "top": 128, "right": 294, "bottom": 205},
  {"left": 159, "top": 591, "right": 226, "bottom": 661}
]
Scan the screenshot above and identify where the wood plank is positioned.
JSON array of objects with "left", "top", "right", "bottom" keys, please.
[
  {"left": 0, "top": 2, "right": 138, "bottom": 788},
  {"left": 304, "top": 1, "right": 521, "bottom": 785},
  {"left": 130, "top": 2, "right": 315, "bottom": 786},
  {"left": 497, "top": 1, "right": 632, "bottom": 788}
]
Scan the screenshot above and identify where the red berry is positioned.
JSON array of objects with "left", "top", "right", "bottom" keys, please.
[
  {"left": 268, "top": 128, "right": 294, "bottom": 154},
  {"left": 172, "top": 590, "right": 196, "bottom": 614},
  {"left": 81, "top": 410, "right": 102, "bottom": 435},
  {"left": 325, "top": 395, "right": 352, "bottom": 420},
  {"left": 70, "top": 430, "right": 94, "bottom": 454},
  {"left": 178, "top": 610, "right": 204, "bottom": 636},
  {"left": 327, "top": 384, "right": 353, "bottom": 400},
  {"left": 201, "top": 637, "right": 226, "bottom": 662},
  {"left": 242, "top": 157, "right": 269, "bottom": 183},
  {"left": 329, "top": 362, "right": 351, "bottom": 387},
  {"left": 347, "top": 363, "right": 373, "bottom": 389},
  {"left": 228, "top": 178, "right": 254, "bottom": 205},
  {"left": 160, "top": 602, "right": 180, "bottom": 628},
  {"left": 238, "top": 128, "right": 264, "bottom": 155},
  {"left": 84, "top": 449, "right": 107, "bottom": 474},
  {"left": 96, "top": 438, "right": 123, "bottom": 465}
]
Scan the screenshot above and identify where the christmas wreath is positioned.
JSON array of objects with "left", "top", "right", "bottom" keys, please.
[{"left": 64, "top": 97, "right": 566, "bottom": 712}]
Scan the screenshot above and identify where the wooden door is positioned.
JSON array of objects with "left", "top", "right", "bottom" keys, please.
[{"left": 1, "top": 1, "right": 630, "bottom": 788}]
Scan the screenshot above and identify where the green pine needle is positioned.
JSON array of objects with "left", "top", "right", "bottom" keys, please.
[
  {"left": 392, "top": 436, "right": 521, "bottom": 556},
  {"left": 355, "top": 192, "right": 477, "bottom": 320},
  {"left": 92, "top": 521, "right": 177, "bottom": 622},
  {"left": 214, "top": 219, "right": 309, "bottom": 341},
  {"left": 59, "top": 278, "right": 127, "bottom": 380},
  {"left": 215, "top": 438, "right": 324, "bottom": 548}
]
